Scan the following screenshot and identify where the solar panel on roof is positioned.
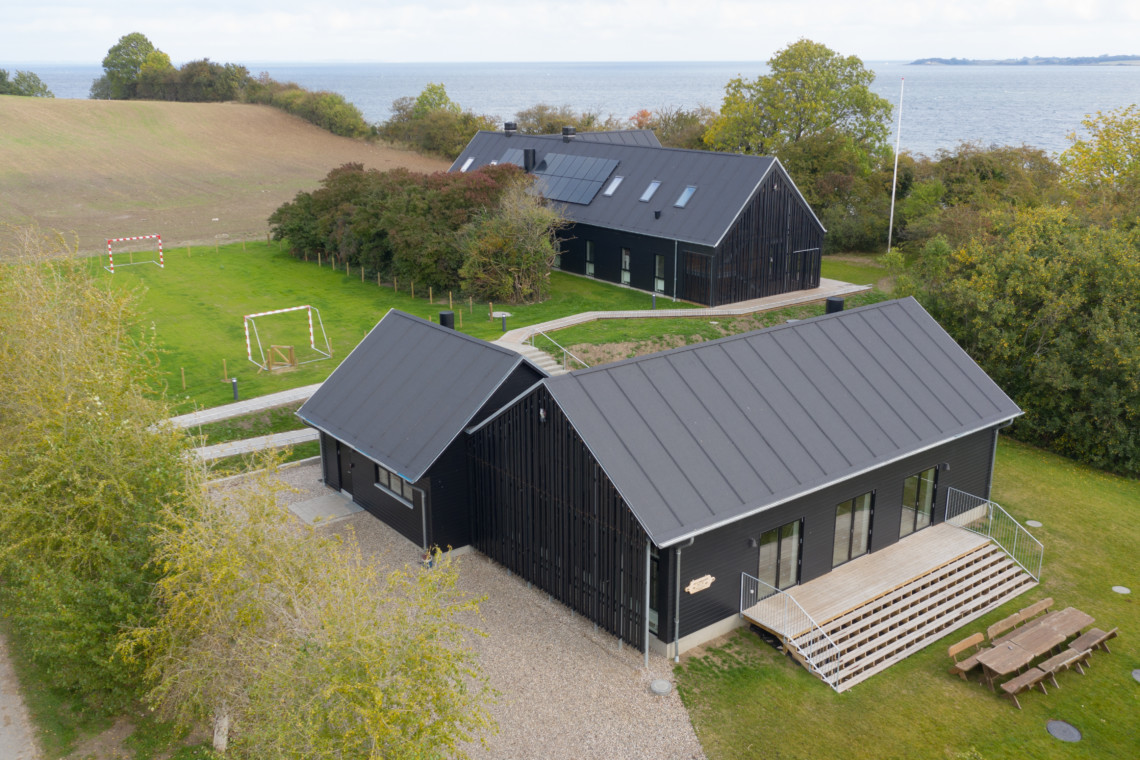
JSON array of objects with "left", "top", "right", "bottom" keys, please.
[
  {"left": 500, "top": 148, "right": 524, "bottom": 166},
  {"left": 530, "top": 152, "right": 619, "bottom": 205}
]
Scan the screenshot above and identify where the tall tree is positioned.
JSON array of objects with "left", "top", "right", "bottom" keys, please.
[
  {"left": 704, "top": 39, "right": 892, "bottom": 157},
  {"left": 0, "top": 69, "right": 54, "bottom": 97},
  {"left": 1060, "top": 104, "right": 1140, "bottom": 226},
  {"left": 96, "top": 32, "right": 159, "bottom": 99}
]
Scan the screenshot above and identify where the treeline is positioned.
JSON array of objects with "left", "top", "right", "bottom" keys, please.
[
  {"left": 0, "top": 230, "right": 492, "bottom": 757},
  {"left": 0, "top": 68, "right": 53, "bottom": 97},
  {"left": 269, "top": 162, "right": 567, "bottom": 304},
  {"left": 91, "top": 32, "right": 370, "bottom": 137}
]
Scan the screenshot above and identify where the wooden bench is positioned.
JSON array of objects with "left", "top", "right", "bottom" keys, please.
[
  {"left": 988, "top": 611, "right": 1024, "bottom": 643},
  {"left": 1070, "top": 626, "right": 1118, "bottom": 655},
  {"left": 948, "top": 632, "right": 988, "bottom": 681},
  {"left": 1018, "top": 597, "right": 1054, "bottom": 622},
  {"left": 1001, "top": 667, "right": 1049, "bottom": 709},
  {"left": 1038, "top": 648, "right": 1090, "bottom": 687}
]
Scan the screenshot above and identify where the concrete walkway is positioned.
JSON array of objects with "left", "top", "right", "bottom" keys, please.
[
  {"left": 170, "top": 383, "right": 324, "bottom": 429},
  {"left": 194, "top": 427, "right": 319, "bottom": 461}
]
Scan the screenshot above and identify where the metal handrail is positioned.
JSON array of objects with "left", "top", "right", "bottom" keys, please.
[
  {"left": 944, "top": 487, "right": 1043, "bottom": 580},
  {"left": 740, "top": 572, "right": 843, "bottom": 691},
  {"left": 527, "top": 331, "right": 590, "bottom": 371}
]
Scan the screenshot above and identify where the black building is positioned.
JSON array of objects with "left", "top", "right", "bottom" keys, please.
[
  {"left": 297, "top": 310, "right": 545, "bottom": 550},
  {"left": 450, "top": 128, "right": 826, "bottom": 306},
  {"left": 302, "top": 300, "right": 1031, "bottom": 689}
]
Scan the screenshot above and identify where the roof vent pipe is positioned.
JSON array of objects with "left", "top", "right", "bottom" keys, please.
[
  {"left": 504, "top": 121, "right": 517, "bottom": 135},
  {"left": 654, "top": 210, "right": 661, "bottom": 219},
  {"left": 825, "top": 296, "right": 845, "bottom": 314},
  {"left": 523, "top": 148, "right": 536, "bottom": 173},
  {"left": 562, "top": 126, "right": 576, "bottom": 142},
  {"left": 438, "top": 311, "right": 455, "bottom": 329}
]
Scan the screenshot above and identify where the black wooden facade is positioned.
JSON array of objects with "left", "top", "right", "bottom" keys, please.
[{"left": 469, "top": 385, "right": 650, "bottom": 649}]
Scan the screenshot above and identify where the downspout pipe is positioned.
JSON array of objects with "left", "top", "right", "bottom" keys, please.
[
  {"left": 644, "top": 538, "right": 652, "bottom": 668},
  {"left": 673, "top": 537, "right": 694, "bottom": 663}
]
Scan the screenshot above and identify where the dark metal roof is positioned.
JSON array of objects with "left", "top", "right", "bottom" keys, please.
[
  {"left": 450, "top": 131, "right": 822, "bottom": 247},
  {"left": 297, "top": 310, "right": 544, "bottom": 483},
  {"left": 540, "top": 298, "right": 1023, "bottom": 548}
]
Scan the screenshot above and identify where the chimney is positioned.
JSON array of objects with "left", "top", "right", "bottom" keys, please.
[
  {"left": 438, "top": 311, "right": 455, "bottom": 329},
  {"left": 562, "top": 126, "right": 576, "bottom": 142},
  {"left": 523, "top": 148, "right": 537, "bottom": 173},
  {"left": 504, "top": 121, "right": 517, "bottom": 135},
  {"left": 825, "top": 296, "right": 845, "bottom": 314}
]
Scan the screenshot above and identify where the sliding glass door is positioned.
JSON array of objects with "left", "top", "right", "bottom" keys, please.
[
  {"left": 757, "top": 519, "right": 801, "bottom": 590},
  {"left": 900, "top": 467, "right": 937, "bottom": 537},
  {"left": 833, "top": 492, "right": 873, "bottom": 567}
]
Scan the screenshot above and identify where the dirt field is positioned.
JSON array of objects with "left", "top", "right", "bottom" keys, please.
[{"left": 0, "top": 96, "right": 450, "bottom": 256}]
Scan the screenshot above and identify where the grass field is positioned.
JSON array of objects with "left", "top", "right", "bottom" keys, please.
[
  {"left": 101, "top": 241, "right": 690, "bottom": 412},
  {"left": 0, "top": 96, "right": 447, "bottom": 256},
  {"left": 675, "top": 438, "right": 1140, "bottom": 760}
]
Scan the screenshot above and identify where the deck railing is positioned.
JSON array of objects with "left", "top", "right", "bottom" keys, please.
[
  {"left": 740, "top": 572, "right": 842, "bottom": 691},
  {"left": 944, "top": 487, "right": 1043, "bottom": 580},
  {"left": 527, "top": 331, "right": 590, "bottom": 371}
]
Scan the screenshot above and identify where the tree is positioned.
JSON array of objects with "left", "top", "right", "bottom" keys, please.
[
  {"left": 916, "top": 208, "right": 1140, "bottom": 475},
  {"left": 379, "top": 84, "right": 496, "bottom": 158},
  {"left": 0, "top": 69, "right": 54, "bottom": 97},
  {"left": 704, "top": 39, "right": 892, "bottom": 157},
  {"left": 1060, "top": 104, "right": 1140, "bottom": 225},
  {"left": 99, "top": 32, "right": 159, "bottom": 99},
  {"left": 459, "top": 179, "right": 569, "bottom": 303},
  {"left": 122, "top": 463, "right": 494, "bottom": 758},
  {"left": 0, "top": 225, "right": 189, "bottom": 708}
]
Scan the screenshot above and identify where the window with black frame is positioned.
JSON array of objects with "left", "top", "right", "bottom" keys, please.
[
  {"left": 374, "top": 463, "right": 417, "bottom": 508},
  {"left": 833, "top": 491, "right": 873, "bottom": 567},
  {"left": 900, "top": 467, "right": 937, "bottom": 537}
]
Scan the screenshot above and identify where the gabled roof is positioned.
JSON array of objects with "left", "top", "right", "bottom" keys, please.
[
  {"left": 539, "top": 298, "right": 1022, "bottom": 548},
  {"left": 298, "top": 310, "right": 544, "bottom": 483},
  {"left": 450, "top": 131, "right": 821, "bottom": 248}
]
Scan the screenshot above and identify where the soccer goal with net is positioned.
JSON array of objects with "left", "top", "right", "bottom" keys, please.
[
  {"left": 105, "top": 235, "right": 164, "bottom": 273},
  {"left": 243, "top": 305, "right": 332, "bottom": 371}
]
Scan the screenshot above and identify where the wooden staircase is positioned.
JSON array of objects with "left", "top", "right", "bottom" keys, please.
[{"left": 784, "top": 542, "right": 1036, "bottom": 691}]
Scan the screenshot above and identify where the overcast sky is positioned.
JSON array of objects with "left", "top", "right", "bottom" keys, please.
[{"left": 3, "top": 1, "right": 1138, "bottom": 64}]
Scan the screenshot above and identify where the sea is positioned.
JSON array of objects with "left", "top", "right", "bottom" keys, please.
[{"left": 7, "top": 60, "right": 1140, "bottom": 157}]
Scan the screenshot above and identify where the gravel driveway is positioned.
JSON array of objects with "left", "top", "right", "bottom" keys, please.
[{"left": 271, "top": 462, "right": 705, "bottom": 760}]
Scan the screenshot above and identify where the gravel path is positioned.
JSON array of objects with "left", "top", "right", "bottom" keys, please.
[
  {"left": 0, "top": 632, "right": 41, "bottom": 760},
  {"left": 260, "top": 463, "right": 706, "bottom": 760}
]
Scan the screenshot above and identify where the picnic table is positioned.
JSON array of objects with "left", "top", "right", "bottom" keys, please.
[{"left": 977, "top": 607, "right": 1094, "bottom": 690}]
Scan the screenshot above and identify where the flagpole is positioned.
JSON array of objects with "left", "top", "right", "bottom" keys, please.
[{"left": 887, "top": 77, "right": 904, "bottom": 253}]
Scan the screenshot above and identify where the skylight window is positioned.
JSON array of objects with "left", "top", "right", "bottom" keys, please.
[
  {"left": 603, "top": 176, "right": 624, "bottom": 196},
  {"left": 639, "top": 180, "right": 661, "bottom": 202},
  {"left": 674, "top": 185, "right": 698, "bottom": 208},
  {"left": 460, "top": 157, "right": 474, "bottom": 172}
]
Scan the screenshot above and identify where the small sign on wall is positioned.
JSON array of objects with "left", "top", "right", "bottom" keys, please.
[{"left": 685, "top": 574, "right": 715, "bottom": 594}]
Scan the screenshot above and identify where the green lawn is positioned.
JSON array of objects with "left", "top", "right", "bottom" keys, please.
[
  {"left": 96, "top": 242, "right": 691, "bottom": 412},
  {"left": 820, "top": 253, "right": 887, "bottom": 287},
  {"left": 675, "top": 438, "right": 1140, "bottom": 760}
]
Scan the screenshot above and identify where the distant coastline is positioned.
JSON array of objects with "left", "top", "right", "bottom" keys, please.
[{"left": 911, "top": 54, "right": 1140, "bottom": 66}]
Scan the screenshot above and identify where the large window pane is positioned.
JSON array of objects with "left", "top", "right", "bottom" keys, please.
[
  {"left": 851, "top": 493, "right": 872, "bottom": 558},
  {"left": 757, "top": 529, "right": 779, "bottom": 588},
  {"left": 777, "top": 521, "right": 799, "bottom": 589},
  {"left": 833, "top": 500, "right": 852, "bottom": 567}
]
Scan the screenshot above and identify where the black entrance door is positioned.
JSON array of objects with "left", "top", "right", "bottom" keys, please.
[{"left": 338, "top": 442, "right": 354, "bottom": 495}]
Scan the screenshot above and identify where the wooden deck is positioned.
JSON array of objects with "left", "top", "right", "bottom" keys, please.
[{"left": 743, "top": 524, "right": 991, "bottom": 638}]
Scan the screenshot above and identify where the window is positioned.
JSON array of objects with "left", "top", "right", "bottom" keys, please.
[
  {"left": 459, "top": 157, "right": 474, "bottom": 172},
  {"left": 586, "top": 241, "right": 595, "bottom": 277},
  {"left": 757, "top": 519, "right": 801, "bottom": 590},
  {"left": 900, "top": 467, "right": 937, "bottom": 537},
  {"left": 375, "top": 463, "right": 416, "bottom": 507},
  {"left": 621, "top": 248, "right": 631, "bottom": 285},
  {"left": 654, "top": 254, "right": 665, "bottom": 293},
  {"left": 603, "top": 176, "right": 624, "bottom": 196},
  {"left": 639, "top": 180, "right": 661, "bottom": 202},
  {"left": 833, "top": 491, "right": 873, "bottom": 568},
  {"left": 648, "top": 545, "right": 660, "bottom": 635},
  {"left": 674, "top": 185, "right": 697, "bottom": 208}
]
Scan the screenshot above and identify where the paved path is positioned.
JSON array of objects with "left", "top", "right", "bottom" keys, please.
[
  {"left": 495, "top": 278, "right": 869, "bottom": 348},
  {"left": 0, "top": 632, "right": 41, "bottom": 760},
  {"left": 170, "top": 383, "right": 324, "bottom": 428},
  {"left": 194, "top": 428, "right": 320, "bottom": 461}
]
